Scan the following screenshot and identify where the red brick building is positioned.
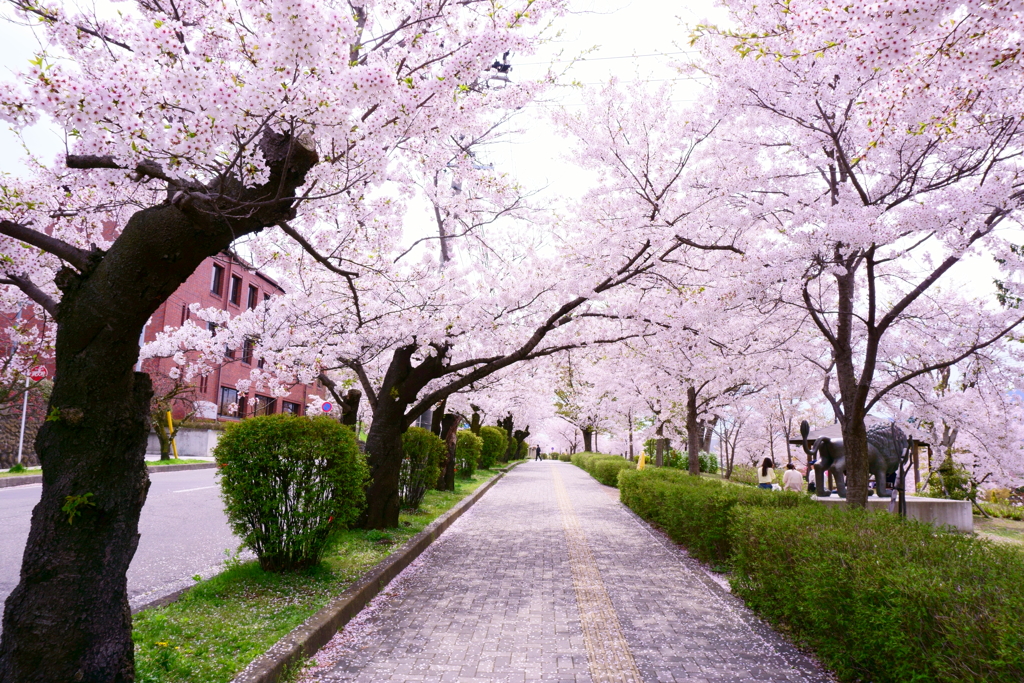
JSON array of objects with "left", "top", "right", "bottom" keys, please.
[{"left": 139, "top": 250, "right": 316, "bottom": 421}]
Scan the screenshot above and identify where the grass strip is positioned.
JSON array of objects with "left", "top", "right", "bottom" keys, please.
[
  {"left": 147, "top": 459, "right": 212, "bottom": 467},
  {"left": 132, "top": 468, "right": 503, "bottom": 683}
]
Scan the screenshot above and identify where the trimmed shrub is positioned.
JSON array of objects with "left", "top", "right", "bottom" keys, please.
[
  {"left": 618, "top": 468, "right": 810, "bottom": 567},
  {"left": 517, "top": 440, "right": 528, "bottom": 460},
  {"left": 215, "top": 415, "right": 368, "bottom": 572},
  {"left": 558, "top": 453, "right": 572, "bottom": 462},
  {"left": 571, "top": 452, "right": 636, "bottom": 487},
  {"left": 698, "top": 451, "right": 719, "bottom": 474},
  {"left": 731, "top": 504, "right": 1024, "bottom": 682},
  {"left": 455, "top": 430, "right": 482, "bottom": 479},
  {"left": 399, "top": 426, "right": 444, "bottom": 509},
  {"left": 478, "top": 426, "right": 507, "bottom": 470}
]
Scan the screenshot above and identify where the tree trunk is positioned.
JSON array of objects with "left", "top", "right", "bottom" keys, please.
[
  {"left": 654, "top": 423, "right": 665, "bottom": 467},
  {"left": 687, "top": 386, "right": 700, "bottom": 476},
  {"left": 832, "top": 262, "right": 870, "bottom": 507},
  {"left": 582, "top": 427, "right": 593, "bottom": 453},
  {"left": 498, "top": 414, "right": 515, "bottom": 462},
  {"left": 0, "top": 130, "right": 315, "bottom": 676},
  {"left": 470, "top": 406, "right": 481, "bottom": 435},
  {"left": 153, "top": 416, "right": 171, "bottom": 461},
  {"left": 363, "top": 396, "right": 408, "bottom": 529},
  {"left": 627, "top": 410, "right": 634, "bottom": 461},
  {"left": 340, "top": 389, "right": 361, "bottom": 427},
  {"left": 439, "top": 413, "right": 458, "bottom": 491},
  {"left": 429, "top": 398, "right": 445, "bottom": 436}
]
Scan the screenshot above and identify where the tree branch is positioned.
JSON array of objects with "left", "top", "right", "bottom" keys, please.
[
  {"left": 0, "top": 220, "right": 92, "bottom": 272},
  {"left": 277, "top": 221, "right": 359, "bottom": 278},
  {"left": 66, "top": 155, "right": 176, "bottom": 184},
  {"left": 0, "top": 273, "right": 58, "bottom": 317}
]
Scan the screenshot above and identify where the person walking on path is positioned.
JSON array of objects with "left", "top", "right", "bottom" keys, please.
[
  {"left": 782, "top": 463, "right": 803, "bottom": 492},
  {"left": 758, "top": 457, "right": 775, "bottom": 490}
]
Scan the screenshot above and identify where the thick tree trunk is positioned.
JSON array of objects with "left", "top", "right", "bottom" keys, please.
[
  {"left": 833, "top": 263, "right": 870, "bottom": 508},
  {"left": 363, "top": 396, "right": 408, "bottom": 529},
  {"left": 340, "top": 389, "right": 361, "bottom": 427},
  {"left": 0, "top": 131, "right": 316, "bottom": 682},
  {"left": 687, "top": 386, "right": 700, "bottom": 476},
  {"left": 582, "top": 427, "right": 593, "bottom": 453},
  {"left": 439, "top": 413, "right": 458, "bottom": 491}
]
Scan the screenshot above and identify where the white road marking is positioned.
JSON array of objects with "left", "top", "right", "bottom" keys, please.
[{"left": 172, "top": 485, "right": 218, "bottom": 493}]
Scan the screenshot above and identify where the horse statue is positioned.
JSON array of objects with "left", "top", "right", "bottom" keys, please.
[{"left": 800, "top": 420, "right": 907, "bottom": 498}]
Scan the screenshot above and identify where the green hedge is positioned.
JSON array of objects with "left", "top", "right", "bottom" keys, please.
[
  {"left": 478, "top": 426, "right": 507, "bottom": 470},
  {"left": 619, "top": 467, "right": 1024, "bottom": 682},
  {"left": 617, "top": 468, "right": 809, "bottom": 567},
  {"left": 455, "top": 430, "right": 482, "bottom": 479},
  {"left": 731, "top": 505, "right": 1024, "bottom": 682},
  {"left": 215, "top": 415, "right": 368, "bottom": 572},
  {"left": 558, "top": 453, "right": 572, "bottom": 462},
  {"left": 399, "top": 427, "right": 444, "bottom": 509},
  {"left": 571, "top": 452, "right": 636, "bottom": 487}
]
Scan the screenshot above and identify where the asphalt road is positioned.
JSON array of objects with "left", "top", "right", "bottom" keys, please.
[{"left": 0, "top": 468, "right": 246, "bottom": 621}]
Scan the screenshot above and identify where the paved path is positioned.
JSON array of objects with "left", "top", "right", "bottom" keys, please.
[
  {"left": 1, "top": 468, "right": 244, "bottom": 620},
  {"left": 303, "top": 461, "right": 830, "bottom": 683}
]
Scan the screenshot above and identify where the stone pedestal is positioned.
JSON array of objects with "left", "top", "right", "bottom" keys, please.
[{"left": 813, "top": 494, "right": 972, "bottom": 532}]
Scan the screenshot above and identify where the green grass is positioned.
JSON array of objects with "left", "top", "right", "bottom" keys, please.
[
  {"left": 0, "top": 468, "right": 41, "bottom": 478},
  {"left": 132, "top": 468, "right": 505, "bottom": 683},
  {"left": 147, "top": 459, "right": 212, "bottom": 466}
]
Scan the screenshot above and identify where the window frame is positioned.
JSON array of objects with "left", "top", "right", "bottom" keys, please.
[
  {"left": 211, "top": 264, "right": 225, "bottom": 296},
  {"left": 229, "top": 275, "right": 243, "bottom": 306}
]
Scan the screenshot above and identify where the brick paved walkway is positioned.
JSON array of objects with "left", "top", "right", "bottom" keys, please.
[{"left": 301, "top": 462, "right": 831, "bottom": 683}]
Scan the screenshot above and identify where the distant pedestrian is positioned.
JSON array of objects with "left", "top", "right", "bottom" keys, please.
[
  {"left": 781, "top": 463, "right": 803, "bottom": 492},
  {"left": 535, "top": 447, "right": 542, "bottom": 461},
  {"left": 806, "top": 462, "right": 817, "bottom": 494},
  {"left": 758, "top": 458, "right": 775, "bottom": 490}
]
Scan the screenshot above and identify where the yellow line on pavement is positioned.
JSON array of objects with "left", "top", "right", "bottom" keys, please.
[{"left": 551, "top": 465, "right": 643, "bottom": 683}]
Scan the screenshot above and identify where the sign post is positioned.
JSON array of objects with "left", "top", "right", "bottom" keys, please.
[{"left": 17, "top": 366, "right": 48, "bottom": 465}]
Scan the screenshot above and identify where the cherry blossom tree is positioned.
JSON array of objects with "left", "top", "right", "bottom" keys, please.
[
  {"left": 694, "top": 0, "right": 1024, "bottom": 507},
  {"left": 0, "top": 0, "right": 565, "bottom": 677}
]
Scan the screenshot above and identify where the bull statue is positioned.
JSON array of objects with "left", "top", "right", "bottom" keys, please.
[{"left": 799, "top": 420, "right": 907, "bottom": 498}]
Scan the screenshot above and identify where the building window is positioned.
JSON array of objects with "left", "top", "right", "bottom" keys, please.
[
  {"left": 199, "top": 375, "right": 209, "bottom": 394},
  {"left": 180, "top": 303, "right": 189, "bottom": 326},
  {"left": 219, "top": 387, "right": 239, "bottom": 417},
  {"left": 242, "top": 337, "right": 255, "bottom": 365},
  {"left": 229, "top": 275, "right": 243, "bottom": 306},
  {"left": 281, "top": 400, "right": 300, "bottom": 415},
  {"left": 248, "top": 285, "right": 259, "bottom": 310},
  {"left": 211, "top": 264, "right": 224, "bottom": 296},
  {"left": 253, "top": 395, "right": 275, "bottom": 417},
  {"left": 264, "top": 292, "right": 272, "bottom": 303},
  {"left": 413, "top": 409, "right": 433, "bottom": 431}
]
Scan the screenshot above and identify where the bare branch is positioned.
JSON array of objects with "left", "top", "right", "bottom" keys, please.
[
  {"left": 0, "top": 273, "right": 58, "bottom": 317},
  {"left": 0, "top": 220, "right": 93, "bottom": 272},
  {"left": 277, "top": 221, "right": 359, "bottom": 278},
  {"left": 66, "top": 155, "right": 175, "bottom": 184}
]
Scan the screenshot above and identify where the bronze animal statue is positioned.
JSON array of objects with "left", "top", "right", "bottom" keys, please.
[{"left": 800, "top": 420, "right": 907, "bottom": 498}]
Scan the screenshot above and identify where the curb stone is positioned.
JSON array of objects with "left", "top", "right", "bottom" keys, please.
[
  {"left": 230, "top": 462, "right": 522, "bottom": 683},
  {"left": 0, "top": 461, "right": 217, "bottom": 489}
]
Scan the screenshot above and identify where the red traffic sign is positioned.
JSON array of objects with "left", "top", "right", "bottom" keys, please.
[
  {"left": 28, "top": 365, "right": 48, "bottom": 382},
  {"left": 321, "top": 401, "right": 333, "bottom": 413}
]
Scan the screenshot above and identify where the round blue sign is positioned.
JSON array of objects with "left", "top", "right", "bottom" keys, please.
[{"left": 321, "top": 401, "right": 333, "bottom": 413}]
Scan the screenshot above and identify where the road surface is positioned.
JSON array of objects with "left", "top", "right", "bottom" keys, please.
[{"left": 0, "top": 468, "right": 243, "bottom": 622}]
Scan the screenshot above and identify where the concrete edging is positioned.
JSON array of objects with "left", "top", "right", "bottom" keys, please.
[
  {"left": 230, "top": 462, "right": 521, "bottom": 683},
  {"left": 0, "top": 461, "right": 217, "bottom": 489}
]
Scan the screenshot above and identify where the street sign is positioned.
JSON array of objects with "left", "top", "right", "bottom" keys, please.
[
  {"left": 321, "top": 401, "right": 333, "bottom": 413},
  {"left": 28, "top": 366, "right": 47, "bottom": 382}
]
